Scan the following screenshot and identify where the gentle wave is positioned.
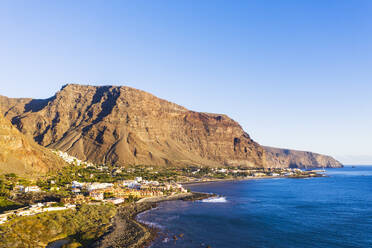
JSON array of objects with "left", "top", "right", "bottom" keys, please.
[
  {"left": 136, "top": 209, "right": 163, "bottom": 229},
  {"left": 138, "top": 219, "right": 164, "bottom": 229},
  {"left": 200, "top": 196, "right": 227, "bottom": 203}
]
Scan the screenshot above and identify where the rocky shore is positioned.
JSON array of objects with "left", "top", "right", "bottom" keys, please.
[
  {"left": 92, "top": 202, "right": 156, "bottom": 248},
  {"left": 93, "top": 192, "right": 212, "bottom": 248},
  {"left": 137, "top": 191, "right": 212, "bottom": 203}
]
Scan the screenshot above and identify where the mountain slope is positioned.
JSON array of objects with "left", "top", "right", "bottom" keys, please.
[
  {"left": 0, "top": 84, "right": 342, "bottom": 169},
  {"left": 264, "top": 146, "right": 342, "bottom": 169},
  {"left": 0, "top": 84, "right": 266, "bottom": 168},
  {"left": 0, "top": 114, "right": 66, "bottom": 176}
]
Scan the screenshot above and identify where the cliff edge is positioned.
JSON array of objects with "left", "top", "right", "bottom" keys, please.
[{"left": 264, "top": 146, "right": 343, "bottom": 168}]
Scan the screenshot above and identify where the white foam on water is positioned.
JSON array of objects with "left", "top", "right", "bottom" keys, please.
[
  {"left": 139, "top": 220, "right": 164, "bottom": 229},
  {"left": 162, "top": 237, "right": 170, "bottom": 243},
  {"left": 136, "top": 209, "right": 164, "bottom": 229},
  {"left": 200, "top": 196, "right": 227, "bottom": 203}
]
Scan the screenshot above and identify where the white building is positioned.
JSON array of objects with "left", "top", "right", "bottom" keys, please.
[
  {"left": 15, "top": 185, "right": 24, "bottom": 192},
  {"left": 72, "top": 188, "right": 81, "bottom": 193},
  {"left": 122, "top": 180, "right": 141, "bottom": 189},
  {"left": 0, "top": 213, "right": 10, "bottom": 224},
  {"left": 71, "top": 181, "right": 84, "bottom": 188},
  {"left": 24, "top": 186, "right": 41, "bottom": 193},
  {"left": 86, "top": 182, "right": 113, "bottom": 192},
  {"left": 148, "top": 181, "right": 160, "bottom": 186},
  {"left": 106, "top": 198, "right": 124, "bottom": 205}
]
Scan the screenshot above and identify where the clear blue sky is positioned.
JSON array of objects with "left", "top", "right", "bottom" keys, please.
[{"left": 1, "top": 0, "right": 371, "bottom": 164}]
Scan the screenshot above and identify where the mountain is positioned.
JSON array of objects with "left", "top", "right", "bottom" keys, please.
[
  {"left": 0, "top": 84, "right": 342, "bottom": 169},
  {"left": 0, "top": 114, "right": 66, "bottom": 176},
  {"left": 0, "top": 84, "right": 266, "bottom": 168},
  {"left": 264, "top": 146, "right": 342, "bottom": 169}
]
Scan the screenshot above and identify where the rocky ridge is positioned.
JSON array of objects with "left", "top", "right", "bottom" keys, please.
[
  {"left": 0, "top": 84, "right": 342, "bottom": 169},
  {"left": 264, "top": 146, "right": 342, "bottom": 168},
  {"left": 0, "top": 84, "right": 266, "bottom": 168},
  {"left": 0, "top": 113, "right": 65, "bottom": 176}
]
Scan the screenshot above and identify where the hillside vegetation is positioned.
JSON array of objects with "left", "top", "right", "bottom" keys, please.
[{"left": 0, "top": 204, "right": 116, "bottom": 248}]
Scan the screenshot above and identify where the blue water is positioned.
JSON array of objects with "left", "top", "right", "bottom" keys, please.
[{"left": 138, "top": 166, "right": 372, "bottom": 248}]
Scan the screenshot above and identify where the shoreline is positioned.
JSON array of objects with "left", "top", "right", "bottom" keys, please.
[
  {"left": 92, "top": 175, "right": 326, "bottom": 248},
  {"left": 93, "top": 192, "right": 212, "bottom": 248},
  {"left": 93, "top": 174, "right": 327, "bottom": 248},
  {"left": 92, "top": 202, "right": 158, "bottom": 248},
  {"left": 131, "top": 175, "right": 327, "bottom": 247},
  {"left": 180, "top": 173, "right": 328, "bottom": 187},
  {"left": 179, "top": 175, "right": 291, "bottom": 186}
]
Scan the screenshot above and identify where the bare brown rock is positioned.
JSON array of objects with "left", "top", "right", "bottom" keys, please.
[
  {"left": 264, "top": 146, "right": 342, "bottom": 168},
  {"left": 0, "top": 114, "right": 65, "bottom": 176},
  {"left": 0, "top": 84, "right": 342, "bottom": 169},
  {"left": 0, "top": 84, "right": 266, "bottom": 168}
]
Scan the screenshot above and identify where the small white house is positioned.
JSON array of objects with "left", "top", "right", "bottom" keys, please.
[
  {"left": 87, "top": 182, "right": 113, "bottom": 192},
  {"left": 71, "top": 181, "right": 84, "bottom": 188},
  {"left": 72, "top": 188, "right": 81, "bottom": 193},
  {"left": 0, "top": 213, "right": 10, "bottom": 224},
  {"left": 106, "top": 198, "right": 124, "bottom": 205},
  {"left": 24, "top": 186, "right": 41, "bottom": 193}
]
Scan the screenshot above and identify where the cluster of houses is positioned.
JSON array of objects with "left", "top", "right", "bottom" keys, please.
[
  {"left": 14, "top": 185, "right": 42, "bottom": 193},
  {"left": 0, "top": 177, "right": 188, "bottom": 225},
  {"left": 1, "top": 149, "right": 319, "bottom": 226},
  {"left": 64, "top": 177, "right": 187, "bottom": 204},
  {"left": 53, "top": 150, "right": 94, "bottom": 167},
  {"left": 0, "top": 202, "right": 76, "bottom": 225},
  {"left": 208, "top": 167, "right": 306, "bottom": 177}
]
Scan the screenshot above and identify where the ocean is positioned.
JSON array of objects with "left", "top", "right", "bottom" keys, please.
[{"left": 137, "top": 166, "right": 372, "bottom": 248}]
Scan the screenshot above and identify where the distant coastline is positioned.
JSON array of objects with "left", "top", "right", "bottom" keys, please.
[{"left": 134, "top": 166, "right": 372, "bottom": 248}]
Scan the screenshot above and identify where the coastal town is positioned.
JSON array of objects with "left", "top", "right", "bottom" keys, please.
[{"left": 0, "top": 150, "right": 324, "bottom": 226}]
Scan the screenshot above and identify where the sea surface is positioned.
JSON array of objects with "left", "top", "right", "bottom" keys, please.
[{"left": 137, "top": 166, "right": 372, "bottom": 248}]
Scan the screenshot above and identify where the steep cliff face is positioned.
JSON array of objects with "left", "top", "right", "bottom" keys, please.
[
  {"left": 0, "top": 84, "right": 342, "bottom": 169},
  {"left": 0, "top": 114, "right": 65, "bottom": 176},
  {"left": 0, "top": 84, "right": 266, "bottom": 168},
  {"left": 264, "top": 146, "right": 342, "bottom": 168}
]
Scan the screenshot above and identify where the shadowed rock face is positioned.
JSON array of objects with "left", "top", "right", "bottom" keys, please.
[
  {"left": 0, "top": 84, "right": 266, "bottom": 168},
  {"left": 0, "top": 84, "right": 342, "bottom": 169},
  {"left": 264, "top": 146, "right": 342, "bottom": 168},
  {"left": 0, "top": 114, "right": 65, "bottom": 176}
]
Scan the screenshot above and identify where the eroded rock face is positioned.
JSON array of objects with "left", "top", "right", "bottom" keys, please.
[
  {"left": 264, "top": 146, "right": 342, "bottom": 168},
  {"left": 0, "top": 114, "right": 65, "bottom": 176},
  {"left": 0, "top": 84, "right": 342, "bottom": 169},
  {"left": 0, "top": 84, "right": 266, "bottom": 167}
]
